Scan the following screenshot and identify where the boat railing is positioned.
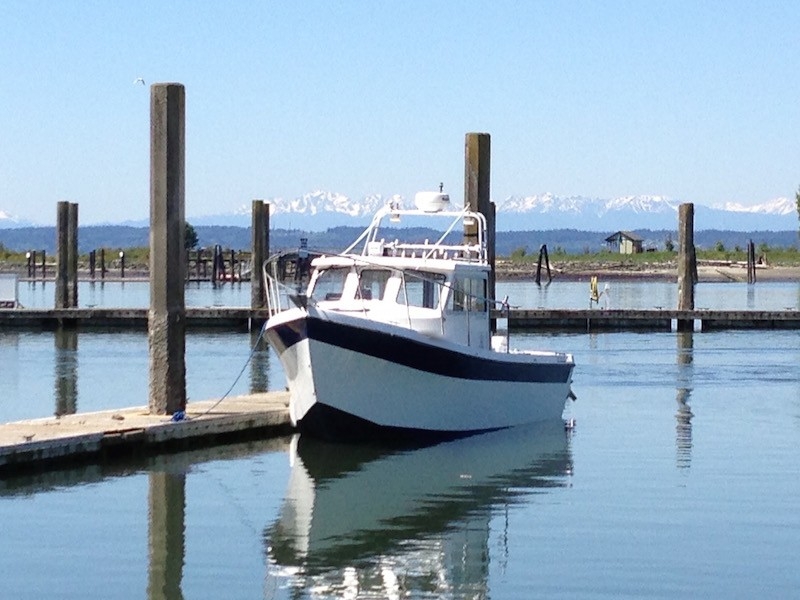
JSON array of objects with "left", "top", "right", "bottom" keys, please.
[
  {"left": 346, "top": 205, "right": 489, "bottom": 264},
  {"left": 262, "top": 251, "right": 305, "bottom": 319},
  {"left": 366, "top": 240, "right": 484, "bottom": 262}
]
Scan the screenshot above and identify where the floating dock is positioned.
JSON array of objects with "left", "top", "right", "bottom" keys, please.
[
  {"left": 0, "top": 307, "right": 271, "bottom": 330},
  {"left": 1, "top": 307, "right": 799, "bottom": 331},
  {"left": 0, "top": 392, "right": 292, "bottom": 476},
  {"left": 502, "top": 308, "right": 800, "bottom": 331}
]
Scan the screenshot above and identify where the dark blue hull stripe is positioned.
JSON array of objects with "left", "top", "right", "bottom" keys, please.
[
  {"left": 267, "top": 314, "right": 572, "bottom": 383},
  {"left": 298, "top": 402, "right": 501, "bottom": 446}
]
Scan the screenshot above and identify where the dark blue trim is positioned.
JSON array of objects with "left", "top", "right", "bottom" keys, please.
[
  {"left": 266, "top": 317, "right": 306, "bottom": 355},
  {"left": 298, "top": 403, "right": 499, "bottom": 445},
  {"left": 267, "top": 314, "right": 573, "bottom": 384}
]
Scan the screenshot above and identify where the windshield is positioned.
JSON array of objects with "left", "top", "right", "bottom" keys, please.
[{"left": 308, "top": 267, "right": 350, "bottom": 302}]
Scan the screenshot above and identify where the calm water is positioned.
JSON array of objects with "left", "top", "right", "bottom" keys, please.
[
  {"left": 13, "top": 278, "right": 800, "bottom": 310},
  {"left": 2, "top": 283, "right": 800, "bottom": 598}
]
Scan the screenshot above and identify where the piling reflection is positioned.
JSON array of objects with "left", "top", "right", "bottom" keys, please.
[
  {"left": 266, "top": 423, "right": 572, "bottom": 597},
  {"left": 147, "top": 471, "right": 186, "bottom": 600},
  {"left": 249, "top": 327, "right": 270, "bottom": 394},
  {"left": 675, "top": 331, "right": 694, "bottom": 470},
  {"left": 54, "top": 327, "right": 78, "bottom": 417}
]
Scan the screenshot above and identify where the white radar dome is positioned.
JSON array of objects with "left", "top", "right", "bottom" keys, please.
[{"left": 414, "top": 191, "right": 450, "bottom": 212}]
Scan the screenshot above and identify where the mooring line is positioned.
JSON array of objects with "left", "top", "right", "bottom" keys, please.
[{"left": 169, "top": 320, "right": 268, "bottom": 422}]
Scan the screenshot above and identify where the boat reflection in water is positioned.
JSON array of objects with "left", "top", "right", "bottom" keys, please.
[{"left": 266, "top": 422, "right": 572, "bottom": 597}]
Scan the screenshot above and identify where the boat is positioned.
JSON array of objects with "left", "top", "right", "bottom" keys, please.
[
  {"left": 264, "top": 191, "right": 576, "bottom": 443},
  {"left": 266, "top": 423, "right": 572, "bottom": 593}
]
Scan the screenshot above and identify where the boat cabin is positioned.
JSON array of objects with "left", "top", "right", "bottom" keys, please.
[{"left": 306, "top": 259, "right": 491, "bottom": 350}]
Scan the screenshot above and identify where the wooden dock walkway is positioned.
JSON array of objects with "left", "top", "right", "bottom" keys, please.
[
  {"left": 0, "top": 391, "right": 292, "bottom": 475},
  {"left": 1, "top": 307, "right": 799, "bottom": 331},
  {"left": 502, "top": 308, "right": 800, "bottom": 331},
  {"left": 0, "top": 307, "right": 272, "bottom": 330}
]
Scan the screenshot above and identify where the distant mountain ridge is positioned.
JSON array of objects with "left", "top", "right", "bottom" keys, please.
[
  {"left": 206, "top": 192, "right": 796, "bottom": 232},
  {"left": 0, "top": 209, "right": 35, "bottom": 229},
  {"left": 1, "top": 224, "right": 796, "bottom": 256},
  {"left": 496, "top": 194, "right": 795, "bottom": 231},
  {"left": 2, "top": 192, "right": 797, "bottom": 232}
]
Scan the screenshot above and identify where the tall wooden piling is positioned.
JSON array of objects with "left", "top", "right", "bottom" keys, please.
[
  {"left": 251, "top": 199, "right": 270, "bottom": 309},
  {"left": 67, "top": 202, "right": 78, "bottom": 307},
  {"left": 55, "top": 202, "right": 78, "bottom": 307},
  {"left": 148, "top": 83, "right": 186, "bottom": 415},
  {"left": 677, "top": 203, "right": 697, "bottom": 317},
  {"left": 464, "top": 132, "right": 495, "bottom": 301},
  {"left": 55, "top": 202, "right": 70, "bottom": 308}
]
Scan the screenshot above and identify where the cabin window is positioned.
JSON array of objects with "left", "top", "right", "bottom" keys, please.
[
  {"left": 309, "top": 267, "right": 350, "bottom": 302},
  {"left": 357, "top": 269, "right": 392, "bottom": 301},
  {"left": 450, "top": 277, "right": 487, "bottom": 312},
  {"left": 397, "top": 272, "right": 446, "bottom": 309}
]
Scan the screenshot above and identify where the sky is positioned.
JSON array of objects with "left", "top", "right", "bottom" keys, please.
[{"left": 2, "top": 1, "right": 800, "bottom": 225}]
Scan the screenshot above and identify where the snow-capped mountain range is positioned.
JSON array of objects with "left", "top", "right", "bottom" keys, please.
[
  {"left": 1, "top": 193, "right": 796, "bottom": 232},
  {"left": 198, "top": 191, "right": 797, "bottom": 232},
  {"left": 495, "top": 194, "right": 796, "bottom": 231},
  {"left": 0, "top": 209, "right": 33, "bottom": 229}
]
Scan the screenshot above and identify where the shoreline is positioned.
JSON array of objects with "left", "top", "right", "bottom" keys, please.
[
  {"left": 497, "top": 262, "right": 800, "bottom": 283},
  {"left": 3, "top": 264, "right": 799, "bottom": 284}
]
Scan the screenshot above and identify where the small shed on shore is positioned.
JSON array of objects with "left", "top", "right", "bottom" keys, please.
[{"left": 605, "top": 231, "right": 644, "bottom": 254}]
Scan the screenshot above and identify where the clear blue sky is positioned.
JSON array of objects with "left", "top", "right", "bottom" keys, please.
[{"left": 2, "top": 1, "right": 799, "bottom": 224}]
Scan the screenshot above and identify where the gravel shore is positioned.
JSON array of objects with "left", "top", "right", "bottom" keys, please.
[{"left": 497, "top": 261, "right": 800, "bottom": 283}]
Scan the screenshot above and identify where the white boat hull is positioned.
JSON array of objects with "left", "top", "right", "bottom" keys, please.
[{"left": 266, "top": 307, "right": 575, "bottom": 442}]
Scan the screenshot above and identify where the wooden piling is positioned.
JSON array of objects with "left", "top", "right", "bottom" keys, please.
[
  {"left": 100, "top": 248, "right": 106, "bottom": 279},
  {"left": 535, "top": 244, "right": 552, "bottom": 285},
  {"left": 211, "top": 244, "right": 223, "bottom": 286},
  {"left": 677, "top": 203, "right": 696, "bottom": 314},
  {"left": 464, "top": 132, "right": 494, "bottom": 301},
  {"left": 251, "top": 199, "right": 270, "bottom": 309},
  {"left": 148, "top": 82, "right": 186, "bottom": 415},
  {"left": 67, "top": 202, "right": 78, "bottom": 307},
  {"left": 676, "top": 203, "right": 697, "bottom": 331},
  {"left": 747, "top": 239, "right": 757, "bottom": 284},
  {"left": 55, "top": 201, "right": 70, "bottom": 308}
]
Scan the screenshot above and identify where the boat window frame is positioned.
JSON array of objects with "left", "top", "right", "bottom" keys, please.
[
  {"left": 355, "top": 268, "right": 393, "bottom": 301},
  {"left": 448, "top": 276, "right": 487, "bottom": 313},
  {"left": 396, "top": 271, "right": 447, "bottom": 310}
]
